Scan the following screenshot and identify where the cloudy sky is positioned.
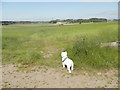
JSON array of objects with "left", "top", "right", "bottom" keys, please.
[{"left": 2, "top": 2, "right": 118, "bottom": 21}]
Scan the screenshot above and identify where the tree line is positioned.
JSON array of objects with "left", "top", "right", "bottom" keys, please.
[
  {"left": 1, "top": 18, "right": 119, "bottom": 25},
  {"left": 49, "top": 18, "right": 108, "bottom": 24},
  {"left": 1, "top": 21, "right": 48, "bottom": 25},
  {"left": 1, "top": 21, "right": 16, "bottom": 25}
]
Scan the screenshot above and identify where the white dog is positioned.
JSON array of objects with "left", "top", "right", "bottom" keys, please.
[{"left": 61, "top": 51, "right": 74, "bottom": 73}]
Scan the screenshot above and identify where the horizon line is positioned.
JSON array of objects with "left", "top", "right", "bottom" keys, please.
[{"left": 1, "top": 18, "right": 119, "bottom": 22}]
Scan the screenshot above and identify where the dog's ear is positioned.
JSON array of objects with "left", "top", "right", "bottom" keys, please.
[{"left": 65, "top": 51, "right": 67, "bottom": 56}]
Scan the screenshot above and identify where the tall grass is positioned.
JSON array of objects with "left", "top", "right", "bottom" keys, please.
[{"left": 66, "top": 30, "right": 118, "bottom": 70}]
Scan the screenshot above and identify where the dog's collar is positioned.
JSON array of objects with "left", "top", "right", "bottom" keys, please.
[{"left": 62, "top": 57, "right": 67, "bottom": 62}]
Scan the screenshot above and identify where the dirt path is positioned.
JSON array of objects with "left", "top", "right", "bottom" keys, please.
[{"left": 2, "top": 64, "right": 118, "bottom": 88}]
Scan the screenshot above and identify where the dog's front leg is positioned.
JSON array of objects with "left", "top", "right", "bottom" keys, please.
[{"left": 62, "top": 63, "right": 65, "bottom": 68}]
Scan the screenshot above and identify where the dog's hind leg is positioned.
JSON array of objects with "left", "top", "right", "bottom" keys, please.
[
  {"left": 71, "top": 62, "right": 74, "bottom": 71},
  {"left": 67, "top": 65, "right": 71, "bottom": 73}
]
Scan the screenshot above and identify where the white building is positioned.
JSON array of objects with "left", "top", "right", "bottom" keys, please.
[{"left": 56, "top": 22, "right": 69, "bottom": 25}]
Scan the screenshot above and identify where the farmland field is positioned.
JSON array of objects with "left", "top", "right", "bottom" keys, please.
[
  {"left": 2, "top": 22, "right": 118, "bottom": 70},
  {"left": 2, "top": 22, "right": 118, "bottom": 88}
]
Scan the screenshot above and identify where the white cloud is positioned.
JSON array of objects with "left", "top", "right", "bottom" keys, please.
[{"left": 94, "top": 10, "right": 118, "bottom": 19}]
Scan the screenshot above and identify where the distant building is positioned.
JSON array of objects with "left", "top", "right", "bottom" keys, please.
[{"left": 56, "top": 22, "right": 69, "bottom": 25}]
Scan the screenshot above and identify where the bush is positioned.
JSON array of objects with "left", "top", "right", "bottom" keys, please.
[{"left": 66, "top": 35, "right": 118, "bottom": 70}]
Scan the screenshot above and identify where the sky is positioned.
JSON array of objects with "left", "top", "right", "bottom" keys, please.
[{"left": 2, "top": 2, "right": 118, "bottom": 21}]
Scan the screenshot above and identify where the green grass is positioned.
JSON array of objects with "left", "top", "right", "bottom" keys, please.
[{"left": 2, "top": 22, "right": 118, "bottom": 71}]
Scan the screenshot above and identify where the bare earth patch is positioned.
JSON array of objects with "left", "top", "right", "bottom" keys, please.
[
  {"left": 2, "top": 64, "right": 118, "bottom": 88},
  {"left": 101, "top": 41, "right": 120, "bottom": 47}
]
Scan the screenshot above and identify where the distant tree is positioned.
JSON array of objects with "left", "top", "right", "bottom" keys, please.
[
  {"left": 49, "top": 20, "right": 58, "bottom": 23},
  {"left": 79, "top": 22, "right": 81, "bottom": 24},
  {"left": 89, "top": 18, "right": 107, "bottom": 22}
]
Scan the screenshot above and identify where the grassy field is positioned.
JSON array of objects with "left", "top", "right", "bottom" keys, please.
[{"left": 2, "top": 22, "right": 118, "bottom": 71}]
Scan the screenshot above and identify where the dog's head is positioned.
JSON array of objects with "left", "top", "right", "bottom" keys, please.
[{"left": 61, "top": 51, "right": 67, "bottom": 58}]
